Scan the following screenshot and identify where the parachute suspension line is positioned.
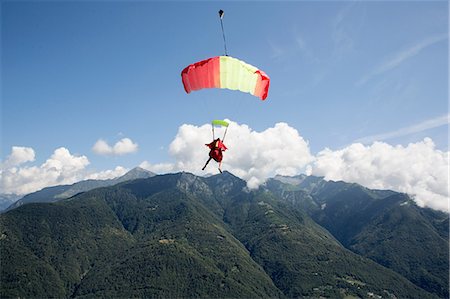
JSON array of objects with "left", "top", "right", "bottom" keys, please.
[
  {"left": 218, "top": 10, "right": 228, "bottom": 56},
  {"left": 212, "top": 125, "right": 215, "bottom": 140},
  {"left": 222, "top": 126, "right": 229, "bottom": 142}
]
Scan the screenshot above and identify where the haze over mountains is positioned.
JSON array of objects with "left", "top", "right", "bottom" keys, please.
[{"left": 1, "top": 170, "right": 447, "bottom": 298}]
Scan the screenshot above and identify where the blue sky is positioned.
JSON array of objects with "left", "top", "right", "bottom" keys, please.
[{"left": 1, "top": 1, "right": 449, "bottom": 210}]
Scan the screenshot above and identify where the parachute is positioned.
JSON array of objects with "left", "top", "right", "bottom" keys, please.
[
  {"left": 181, "top": 56, "right": 270, "bottom": 100},
  {"left": 211, "top": 119, "right": 229, "bottom": 141},
  {"left": 211, "top": 119, "right": 229, "bottom": 127}
]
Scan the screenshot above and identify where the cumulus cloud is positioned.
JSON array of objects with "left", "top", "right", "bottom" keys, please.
[
  {"left": 310, "top": 138, "right": 449, "bottom": 212},
  {"left": 0, "top": 147, "right": 130, "bottom": 195},
  {"left": 1, "top": 146, "right": 35, "bottom": 169},
  {"left": 1, "top": 147, "right": 90, "bottom": 195},
  {"left": 92, "top": 138, "right": 138, "bottom": 156},
  {"left": 92, "top": 140, "right": 112, "bottom": 155},
  {"left": 2, "top": 123, "right": 448, "bottom": 213},
  {"left": 141, "top": 121, "right": 448, "bottom": 212},
  {"left": 85, "top": 166, "right": 128, "bottom": 180},
  {"left": 140, "top": 121, "right": 315, "bottom": 189}
]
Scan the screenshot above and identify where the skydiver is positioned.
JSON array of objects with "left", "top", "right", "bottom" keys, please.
[{"left": 202, "top": 138, "right": 227, "bottom": 173}]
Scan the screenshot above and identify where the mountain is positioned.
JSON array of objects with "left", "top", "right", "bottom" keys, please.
[
  {"left": 1, "top": 173, "right": 281, "bottom": 298},
  {"left": 3, "top": 167, "right": 155, "bottom": 212},
  {"left": 268, "top": 175, "right": 449, "bottom": 298},
  {"left": 0, "top": 194, "right": 21, "bottom": 211},
  {"left": 1, "top": 172, "right": 445, "bottom": 298}
]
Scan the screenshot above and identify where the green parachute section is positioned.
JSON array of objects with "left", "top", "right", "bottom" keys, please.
[
  {"left": 212, "top": 120, "right": 229, "bottom": 127},
  {"left": 211, "top": 120, "right": 229, "bottom": 141}
]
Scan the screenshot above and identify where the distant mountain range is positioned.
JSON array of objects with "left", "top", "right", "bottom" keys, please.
[
  {"left": 2, "top": 167, "right": 155, "bottom": 212},
  {"left": 1, "top": 171, "right": 447, "bottom": 298},
  {"left": 0, "top": 194, "right": 22, "bottom": 212}
]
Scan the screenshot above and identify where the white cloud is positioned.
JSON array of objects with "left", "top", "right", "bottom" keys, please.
[
  {"left": 140, "top": 121, "right": 449, "bottom": 212},
  {"left": 1, "top": 146, "right": 35, "bottom": 169},
  {"left": 85, "top": 166, "right": 128, "bottom": 180},
  {"left": 113, "top": 138, "right": 138, "bottom": 155},
  {"left": 310, "top": 138, "right": 449, "bottom": 212},
  {"left": 1, "top": 147, "right": 90, "bottom": 195},
  {"left": 92, "top": 139, "right": 112, "bottom": 155},
  {"left": 376, "top": 34, "right": 447, "bottom": 74},
  {"left": 0, "top": 147, "right": 130, "bottom": 195},
  {"left": 140, "top": 121, "right": 314, "bottom": 189},
  {"left": 92, "top": 138, "right": 138, "bottom": 156},
  {"left": 358, "top": 33, "right": 447, "bottom": 85},
  {"left": 140, "top": 161, "right": 175, "bottom": 174},
  {"left": 42, "top": 148, "right": 89, "bottom": 176},
  {"left": 2, "top": 124, "right": 448, "bottom": 214},
  {"left": 355, "top": 114, "right": 450, "bottom": 144}
]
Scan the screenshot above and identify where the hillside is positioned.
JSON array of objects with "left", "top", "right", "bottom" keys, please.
[
  {"left": 268, "top": 175, "right": 449, "bottom": 298},
  {"left": 1, "top": 172, "right": 446, "bottom": 298}
]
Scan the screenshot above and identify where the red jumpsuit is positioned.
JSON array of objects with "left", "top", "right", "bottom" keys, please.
[{"left": 206, "top": 139, "right": 227, "bottom": 162}]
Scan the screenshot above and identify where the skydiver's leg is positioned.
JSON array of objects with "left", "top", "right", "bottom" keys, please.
[
  {"left": 218, "top": 161, "right": 223, "bottom": 173},
  {"left": 202, "top": 157, "right": 212, "bottom": 170}
]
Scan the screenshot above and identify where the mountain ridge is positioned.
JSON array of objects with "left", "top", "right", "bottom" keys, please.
[
  {"left": 1, "top": 171, "right": 447, "bottom": 298},
  {"left": 2, "top": 167, "right": 156, "bottom": 212}
]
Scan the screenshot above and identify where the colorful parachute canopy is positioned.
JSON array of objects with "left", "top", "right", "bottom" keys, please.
[
  {"left": 181, "top": 56, "right": 270, "bottom": 100},
  {"left": 212, "top": 119, "right": 229, "bottom": 127}
]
